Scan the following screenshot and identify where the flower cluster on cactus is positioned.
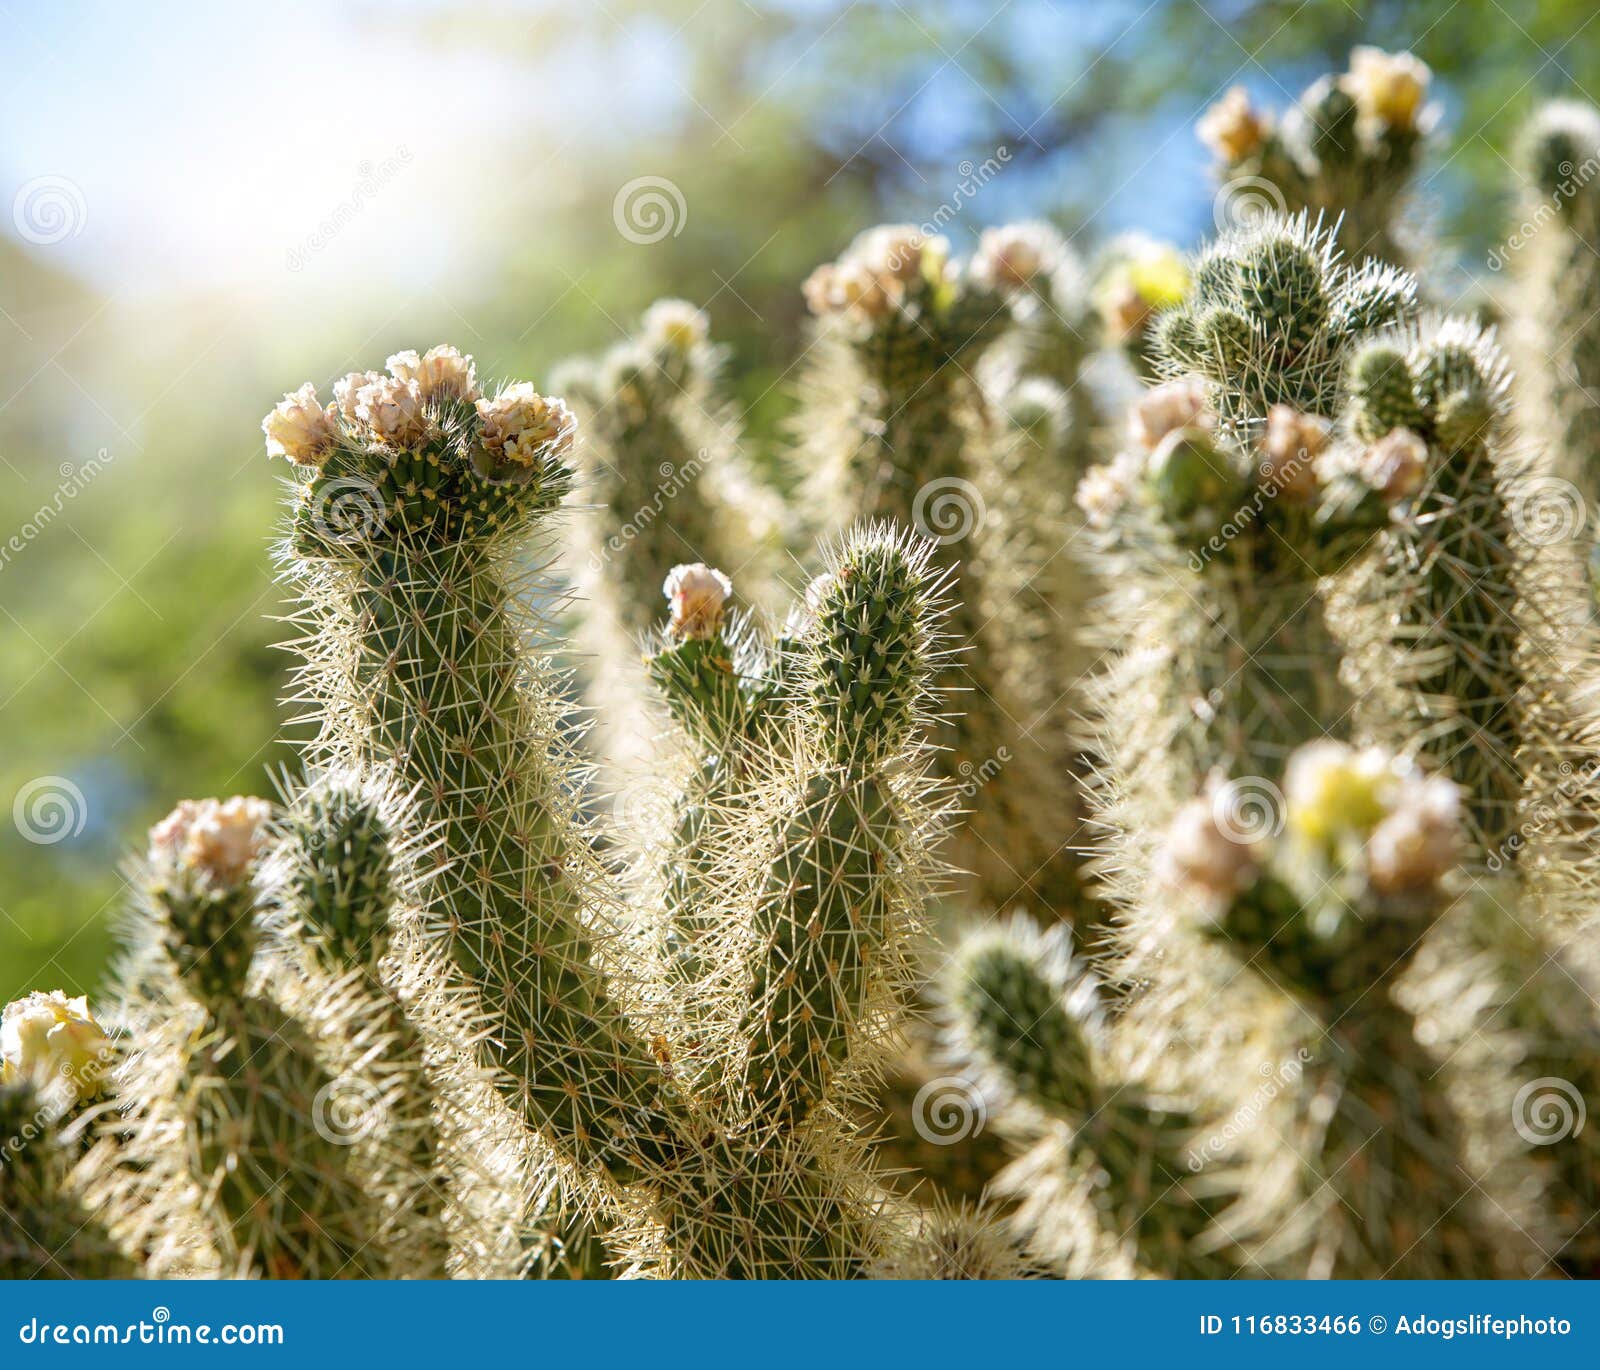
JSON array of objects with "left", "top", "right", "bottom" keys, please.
[{"left": 1198, "top": 47, "right": 1433, "bottom": 264}]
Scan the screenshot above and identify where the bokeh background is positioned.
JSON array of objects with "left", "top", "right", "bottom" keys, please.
[{"left": 1, "top": 0, "right": 1592, "bottom": 998}]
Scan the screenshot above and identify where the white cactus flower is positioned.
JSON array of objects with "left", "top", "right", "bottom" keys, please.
[
  {"left": 1345, "top": 47, "right": 1431, "bottom": 132},
  {"left": 1, "top": 991, "right": 112, "bottom": 1102},
  {"left": 387, "top": 345, "right": 479, "bottom": 403},
  {"left": 475, "top": 384, "right": 576, "bottom": 466},
  {"left": 150, "top": 795, "right": 272, "bottom": 888},
  {"left": 262, "top": 383, "right": 338, "bottom": 467},
  {"left": 663, "top": 563, "right": 733, "bottom": 640},
  {"left": 1197, "top": 86, "right": 1268, "bottom": 162}
]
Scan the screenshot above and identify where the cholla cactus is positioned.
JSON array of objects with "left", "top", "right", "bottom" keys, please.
[
  {"left": 1151, "top": 211, "right": 1416, "bottom": 423},
  {"left": 945, "top": 742, "right": 1579, "bottom": 1278},
  {"left": 1180, "top": 744, "right": 1543, "bottom": 1276},
  {"left": 1333, "top": 314, "right": 1598, "bottom": 876},
  {"left": 1075, "top": 372, "right": 1401, "bottom": 886},
  {"left": 270, "top": 772, "right": 538, "bottom": 1278},
  {"left": 555, "top": 303, "right": 783, "bottom": 775},
  {"left": 266, "top": 342, "right": 973, "bottom": 1277},
  {"left": 0, "top": 1079, "right": 136, "bottom": 1279},
  {"left": 1508, "top": 100, "right": 1600, "bottom": 588},
  {"left": 103, "top": 794, "right": 449, "bottom": 1279},
  {"left": 1198, "top": 48, "right": 1433, "bottom": 265},
  {"left": 943, "top": 915, "right": 1229, "bottom": 1278},
  {"left": 795, "top": 224, "right": 1084, "bottom": 918}
]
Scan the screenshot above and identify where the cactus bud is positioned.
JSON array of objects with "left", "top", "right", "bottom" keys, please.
[
  {"left": 0, "top": 991, "right": 112, "bottom": 1106},
  {"left": 147, "top": 797, "right": 271, "bottom": 1002},
  {"left": 1144, "top": 428, "right": 1239, "bottom": 537},
  {"left": 262, "top": 383, "right": 338, "bottom": 467},
  {"left": 1197, "top": 86, "right": 1268, "bottom": 162},
  {"left": 971, "top": 221, "right": 1064, "bottom": 294},
  {"left": 1357, "top": 427, "right": 1428, "bottom": 500},
  {"left": 1345, "top": 341, "right": 1423, "bottom": 440},
  {"left": 1154, "top": 793, "right": 1260, "bottom": 901},
  {"left": 1343, "top": 46, "right": 1430, "bottom": 133},
  {"left": 1261, "top": 405, "right": 1329, "bottom": 501},
  {"left": 1367, "top": 774, "right": 1461, "bottom": 894},
  {"left": 1129, "top": 378, "right": 1213, "bottom": 451},
  {"left": 663, "top": 563, "right": 733, "bottom": 641}
]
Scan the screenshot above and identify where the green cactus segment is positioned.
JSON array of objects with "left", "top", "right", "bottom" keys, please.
[
  {"left": 1345, "top": 341, "right": 1424, "bottom": 439},
  {"left": 277, "top": 779, "right": 457, "bottom": 1277},
  {"left": 948, "top": 920, "right": 1227, "bottom": 1278},
  {"left": 346, "top": 540, "right": 673, "bottom": 1178},
  {"left": 1513, "top": 102, "right": 1600, "bottom": 589},
  {"left": 741, "top": 772, "right": 899, "bottom": 1121},
  {"left": 1340, "top": 322, "right": 1527, "bottom": 855},
  {"left": 181, "top": 995, "right": 405, "bottom": 1279},
  {"left": 804, "top": 532, "right": 933, "bottom": 767},
  {"left": 1155, "top": 213, "right": 1416, "bottom": 422},
  {"left": 149, "top": 878, "right": 260, "bottom": 1009},
  {"left": 0, "top": 1081, "right": 136, "bottom": 1279},
  {"left": 283, "top": 782, "right": 398, "bottom": 968},
  {"left": 741, "top": 530, "right": 939, "bottom": 1123}
]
